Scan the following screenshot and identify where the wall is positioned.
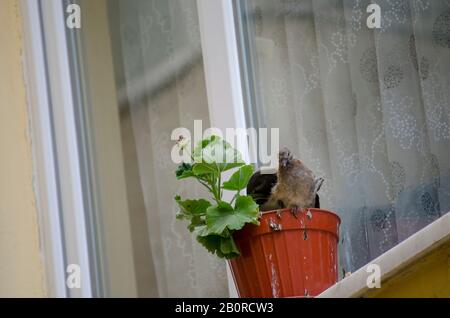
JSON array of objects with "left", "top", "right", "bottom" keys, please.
[
  {"left": 0, "top": 0, "right": 46, "bottom": 297},
  {"left": 367, "top": 243, "right": 450, "bottom": 298}
]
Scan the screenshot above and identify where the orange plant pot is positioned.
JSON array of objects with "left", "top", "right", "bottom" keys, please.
[{"left": 229, "top": 208, "right": 340, "bottom": 298}]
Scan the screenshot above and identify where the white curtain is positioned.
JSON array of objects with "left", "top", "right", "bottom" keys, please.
[
  {"left": 115, "top": 0, "right": 228, "bottom": 297},
  {"left": 244, "top": 0, "right": 450, "bottom": 272}
]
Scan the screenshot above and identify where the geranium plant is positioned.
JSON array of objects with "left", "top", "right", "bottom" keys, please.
[{"left": 174, "top": 135, "right": 259, "bottom": 259}]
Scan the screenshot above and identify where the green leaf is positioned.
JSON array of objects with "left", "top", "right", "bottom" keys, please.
[
  {"left": 223, "top": 165, "right": 254, "bottom": 191},
  {"left": 192, "top": 162, "right": 219, "bottom": 176},
  {"left": 175, "top": 196, "right": 211, "bottom": 215},
  {"left": 234, "top": 195, "right": 259, "bottom": 213},
  {"left": 205, "top": 201, "right": 234, "bottom": 234},
  {"left": 193, "top": 224, "right": 213, "bottom": 237},
  {"left": 217, "top": 237, "right": 240, "bottom": 259},
  {"left": 175, "top": 163, "right": 195, "bottom": 180},
  {"left": 220, "top": 236, "right": 240, "bottom": 255},
  {"left": 196, "top": 234, "right": 221, "bottom": 254},
  {"left": 234, "top": 195, "right": 260, "bottom": 226},
  {"left": 193, "top": 136, "right": 244, "bottom": 172},
  {"left": 175, "top": 195, "right": 211, "bottom": 220},
  {"left": 175, "top": 211, "right": 187, "bottom": 220},
  {"left": 206, "top": 197, "right": 259, "bottom": 234},
  {"left": 196, "top": 232, "right": 240, "bottom": 259},
  {"left": 192, "top": 135, "right": 217, "bottom": 159},
  {"left": 187, "top": 216, "right": 205, "bottom": 233},
  {"left": 219, "top": 161, "right": 245, "bottom": 174}
]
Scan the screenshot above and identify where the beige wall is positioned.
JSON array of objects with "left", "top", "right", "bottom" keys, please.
[{"left": 0, "top": 0, "right": 46, "bottom": 297}]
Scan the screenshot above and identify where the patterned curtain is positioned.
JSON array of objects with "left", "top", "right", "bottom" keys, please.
[
  {"left": 240, "top": 0, "right": 450, "bottom": 272},
  {"left": 115, "top": 0, "right": 228, "bottom": 296}
]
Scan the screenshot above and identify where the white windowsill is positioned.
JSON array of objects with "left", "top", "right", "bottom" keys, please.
[{"left": 317, "top": 212, "right": 450, "bottom": 298}]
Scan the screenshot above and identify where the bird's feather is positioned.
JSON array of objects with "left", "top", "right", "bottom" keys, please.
[{"left": 259, "top": 147, "right": 323, "bottom": 211}]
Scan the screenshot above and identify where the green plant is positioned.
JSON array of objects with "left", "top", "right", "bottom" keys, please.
[{"left": 174, "top": 135, "right": 259, "bottom": 259}]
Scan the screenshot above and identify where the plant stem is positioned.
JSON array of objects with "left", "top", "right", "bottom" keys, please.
[
  {"left": 217, "top": 173, "right": 222, "bottom": 201},
  {"left": 206, "top": 174, "right": 221, "bottom": 204},
  {"left": 230, "top": 190, "right": 241, "bottom": 205},
  {"left": 198, "top": 180, "right": 213, "bottom": 193}
]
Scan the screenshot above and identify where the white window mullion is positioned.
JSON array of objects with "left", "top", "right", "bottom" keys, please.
[{"left": 196, "top": 0, "right": 248, "bottom": 298}]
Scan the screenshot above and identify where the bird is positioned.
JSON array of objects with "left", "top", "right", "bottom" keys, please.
[
  {"left": 247, "top": 170, "right": 278, "bottom": 206},
  {"left": 259, "top": 147, "right": 324, "bottom": 217},
  {"left": 247, "top": 171, "right": 321, "bottom": 210}
]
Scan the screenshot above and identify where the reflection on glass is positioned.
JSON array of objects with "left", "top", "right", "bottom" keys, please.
[{"left": 75, "top": 0, "right": 228, "bottom": 297}]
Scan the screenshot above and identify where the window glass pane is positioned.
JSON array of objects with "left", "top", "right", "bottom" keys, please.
[
  {"left": 71, "top": 0, "right": 228, "bottom": 297},
  {"left": 236, "top": 0, "right": 450, "bottom": 273}
]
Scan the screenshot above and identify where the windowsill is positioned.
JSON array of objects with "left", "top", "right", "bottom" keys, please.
[{"left": 317, "top": 212, "right": 450, "bottom": 298}]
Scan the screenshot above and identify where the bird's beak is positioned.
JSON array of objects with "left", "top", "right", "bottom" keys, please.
[{"left": 280, "top": 158, "right": 288, "bottom": 168}]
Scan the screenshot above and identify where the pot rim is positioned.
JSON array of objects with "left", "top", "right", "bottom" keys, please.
[{"left": 259, "top": 207, "right": 341, "bottom": 224}]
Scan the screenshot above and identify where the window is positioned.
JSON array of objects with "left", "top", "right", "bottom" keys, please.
[
  {"left": 24, "top": 0, "right": 450, "bottom": 297},
  {"left": 26, "top": 0, "right": 243, "bottom": 297},
  {"left": 235, "top": 0, "right": 450, "bottom": 273},
  {"left": 67, "top": 0, "right": 234, "bottom": 297}
]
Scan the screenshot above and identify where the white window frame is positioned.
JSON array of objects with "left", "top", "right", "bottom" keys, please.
[
  {"left": 22, "top": 0, "right": 249, "bottom": 297},
  {"left": 21, "top": 0, "right": 93, "bottom": 298},
  {"left": 196, "top": 0, "right": 249, "bottom": 298},
  {"left": 21, "top": 0, "right": 67, "bottom": 298}
]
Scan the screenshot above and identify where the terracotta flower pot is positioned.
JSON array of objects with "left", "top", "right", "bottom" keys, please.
[{"left": 229, "top": 208, "right": 340, "bottom": 298}]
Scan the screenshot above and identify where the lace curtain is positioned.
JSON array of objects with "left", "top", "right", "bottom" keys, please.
[
  {"left": 115, "top": 0, "right": 228, "bottom": 297},
  {"left": 240, "top": 0, "right": 450, "bottom": 272}
]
